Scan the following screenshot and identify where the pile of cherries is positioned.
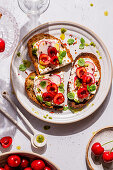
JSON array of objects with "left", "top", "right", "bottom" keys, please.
[
  {"left": 0, "top": 154, "right": 51, "bottom": 170},
  {"left": 39, "top": 46, "right": 59, "bottom": 66},
  {"left": 91, "top": 142, "right": 113, "bottom": 163}
]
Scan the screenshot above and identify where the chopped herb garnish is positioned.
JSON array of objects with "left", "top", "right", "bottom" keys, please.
[
  {"left": 78, "top": 58, "right": 85, "bottom": 66},
  {"left": 17, "top": 52, "right": 21, "bottom": 57},
  {"left": 76, "top": 79, "right": 82, "bottom": 87},
  {"left": 32, "top": 42, "right": 35, "bottom": 47},
  {"left": 99, "top": 56, "right": 102, "bottom": 59},
  {"left": 96, "top": 50, "right": 100, "bottom": 55},
  {"left": 87, "top": 85, "right": 96, "bottom": 92},
  {"left": 30, "top": 76, "right": 35, "bottom": 80},
  {"left": 49, "top": 117, "right": 52, "bottom": 119},
  {"left": 27, "top": 84, "right": 32, "bottom": 90},
  {"left": 90, "top": 42, "right": 96, "bottom": 47},
  {"left": 67, "top": 92, "right": 75, "bottom": 100},
  {"left": 74, "top": 99, "right": 80, "bottom": 103},
  {"left": 19, "top": 64, "right": 27, "bottom": 71},
  {"left": 61, "top": 28, "right": 67, "bottom": 34},
  {"left": 36, "top": 95, "right": 43, "bottom": 102},
  {"left": 32, "top": 47, "right": 37, "bottom": 56},
  {"left": 44, "top": 125, "right": 50, "bottom": 130},
  {"left": 59, "top": 51, "right": 66, "bottom": 58},
  {"left": 67, "top": 38, "right": 74, "bottom": 45},
  {"left": 38, "top": 75, "right": 44, "bottom": 79},
  {"left": 60, "top": 33, "right": 65, "bottom": 40},
  {"left": 79, "top": 44, "right": 84, "bottom": 49},
  {"left": 39, "top": 64, "right": 46, "bottom": 69},
  {"left": 45, "top": 101, "right": 51, "bottom": 107},
  {"left": 58, "top": 56, "right": 63, "bottom": 64},
  {"left": 23, "top": 60, "right": 31, "bottom": 68},
  {"left": 37, "top": 88, "right": 41, "bottom": 92},
  {"left": 58, "top": 83, "right": 64, "bottom": 93},
  {"left": 63, "top": 106, "right": 68, "bottom": 111},
  {"left": 40, "top": 81, "right": 46, "bottom": 88},
  {"left": 80, "top": 38, "right": 85, "bottom": 44},
  {"left": 79, "top": 38, "right": 85, "bottom": 49}
]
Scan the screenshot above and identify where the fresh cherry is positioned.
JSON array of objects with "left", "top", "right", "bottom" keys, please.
[
  {"left": 48, "top": 46, "right": 57, "bottom": 58},
  {"left": 0, "top": 136, "right": 12, "bottom": 148},
  {"left": 31, "top": 160, "right": 45, "bottom": 170},
  {"left": 20, "top": 158, "right": 29, "bottom": 168},
  {"left": 50, "top": 56, "right": 59, "bottom": 66},
  {"left": 102, "top": 151, "right": 113, "bottom": 163},
  {"left": 0, "top": 38, "right": 5, "bottom": 52},
  {"left": 47, "top": 82, "right": 58, "bottom": 96},
  {"left": 44, "top": 167, "right": 51, "bottom": 170},
  {"left": 76, "top": 67, "right": 87, "bottom": 79},
  {"left": 0, "top": 168, "right": 4, "bottom": 170},
  {"left": 39, "top": 54, "right": 50, "bottom": 66},
  {"left": 77, "top": 87, "right": 89, "bottom": 99},
  {"left": 53, "top": 93, "right": 64, "bottom": 105},
  {"left": 4, "top": 164, "right": 13, "bottom": 170},
  {"left": 7, "top": 155, "right": 21, "bottom": 167},
  {"left": 42, "top": 92, "right": 54, "bottom": 102},
  {"left": 24, "top": 168, "right": 32, "bottom": 170},
  {"left": 91, "top": 142, "right": 104, "bottom": 156}
]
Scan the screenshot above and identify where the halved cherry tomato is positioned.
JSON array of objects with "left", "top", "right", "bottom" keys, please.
[
  {"left": 42, "top": 92, "right": 54, "bottom": 101},
  {"left": 76, "top": 67, "right": 87, "bottom": 79},
  {"left": 39, "top": 54, "right": 50, "bottom": 66},
  {"left": 47, "top": 83, "right": 58, "bottom": 96},
  {"left": 48, "top": 46, "right": 57, "bottom": 58},
  {"left": 77, "top": 87, "right": 89, "bottom": 99},
  {"left": 31, "top": 160, "right": 45, "bottom": 170},
  {"left": 53, "top": 93, "right": 64, "bottom": 105},
  {"left": 50, "top": 56, "right": 59, "bottom": 66},
  {"left": 0, "top": 136, "right": 12, "bottom": 148}
]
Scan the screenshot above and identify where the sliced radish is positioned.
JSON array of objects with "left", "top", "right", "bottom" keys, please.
[
  {"left": 86, "top": 72, "right": 95, "bottom": 84},
  {"left": 37, "top": 79, "right": 51, "bottom": 93},
  {"left": 50, "top": 74, "right": 61, "bottom": 86},
  {"left": 38, "top": 40, "right": 51, "bottom": 54},
  {"left": 85, "top": 61, "right": 95, "bottom": 74}
]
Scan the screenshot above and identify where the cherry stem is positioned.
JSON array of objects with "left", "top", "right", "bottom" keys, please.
[
  {"left": 109, "top": 147, "right": 113, "bottom": 154},
  {"left": 102, "top": 140, "right": 113, "bottom": 146}
]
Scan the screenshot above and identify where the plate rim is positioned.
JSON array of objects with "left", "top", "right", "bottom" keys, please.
[
  {"left": 10, "top": 21, "right": 112, "bottom": 124},
  {"left": 86, "top": 126, "right": 113, "bottom": 170}
]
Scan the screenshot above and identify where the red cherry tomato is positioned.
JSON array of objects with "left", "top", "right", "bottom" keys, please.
[
  {"left": 42, "top": 92, "right": 54, "bottom": 102},
  {"left": 39, "top": 54, "right": 50, "bottom": 66},
  {"left": 4, "top": 164, "right": 13, "bottom": 170},
  {"left": 44, "top": 167, "right": 51, "bottom": 170},
  {"left": 91, "top": 142, "right": 104, "bottom": 156},
  {"left": 0, "top": 168, "right": 4, "bottom": 170},
  {"left": 20, "top": 158, "right": 29, "bottom": 168},
  {"left": 0, "top": 136, "right": 12, "bottom": 148},
  {"left": 76, "top": 67, "right": 87, "bottom": 79},
  {"left": 82, "top": 75, "right": 93, "bottom": 84},
  {"left": 77, "top": 87, "right": 89, "bottom": 99},
  {"left": 0, "top": 38, "right": 5, "bottom": 52},
  {"left": 7, "top": 155, "right": 21, "bottom": 167},
  {"left": 47, "top": 83, "right": 58, "bottom": 96},
  {"left": 48, "top": 46, "right": 57, "bottom": 58},
  {"left": 24, "top": 168, "right": 32, "bottom": 170},
  {"left": 102, "top": 151, "right": 113, "bottom": 162},
  {"left": 53, "top": 93, "right": 64, "bottom": 105},
  {"left": 31, "top": 160, "right": 45, "bottom": 170},
  {"left": 50, "top": 56, "right": 59, "bottom": 66}
]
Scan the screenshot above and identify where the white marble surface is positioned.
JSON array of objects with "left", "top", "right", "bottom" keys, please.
[{"left": 0, "top": 0, "right": 113, "bottom": 169}]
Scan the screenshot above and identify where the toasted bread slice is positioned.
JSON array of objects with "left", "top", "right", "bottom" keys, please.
[
  {"left": 25, "top": 72, "right": 64, "bottom": 110},
  {"left": 27, "top": 33, "right": 73, "bottom": 74},
  {"left": 67, "top": 53, "right": 101, "bottom": 108}
]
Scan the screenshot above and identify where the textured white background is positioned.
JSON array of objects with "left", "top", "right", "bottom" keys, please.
[{"left": 0, "top": 0, "right": 113, "bottom": 169}]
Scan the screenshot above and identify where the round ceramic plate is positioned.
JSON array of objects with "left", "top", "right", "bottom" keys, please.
[
  {"left": 86, "top": 126, "right": 113, "bottom": 170},
  {"left": 10, "top": 21, "right": 112, "bottom": 124}
]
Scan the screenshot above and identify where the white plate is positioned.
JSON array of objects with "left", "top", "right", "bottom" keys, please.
[
  {"left": 86, "top": 126, "right": 113, "bottom": 170},
  {"left": 10, "top": 21, "right": 112, "bottom": 124}
]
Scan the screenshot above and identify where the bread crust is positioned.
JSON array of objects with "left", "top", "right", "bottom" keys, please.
[
  {"left": 25, "top": 72, "right": 63, "bottom": 110},
  {"left": 27, "top": 33, "right": 73, "bottom": 74},
  {"left": 67, "top": 53, "right": 101, "bottom": 109}
]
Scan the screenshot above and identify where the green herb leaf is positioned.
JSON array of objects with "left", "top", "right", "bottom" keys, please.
[
  {"left": 74, "top": 99, "right": 80, "bottom": 103},
  {"left": 67, "top": 38, "right": 74, "bottom": 45},
  {"left": 78, "top": 58, "right": 85, "bottom": 66},
  {"left": 32, "top": 42, "right": 35, "bottom": 47},
  {"left": 30, "top": 76, "right": 35, "bottom": 80},
  {"left": 90, "top": 42, "right": 96, "bottom": 47},
  {"left": 44, "top": 125, "right": 50, "bottom": 130},
  {"left": 58, "top": 56, "right": 63, "bottom": 64},
  {"left": 36, "top": 95, "right": 43, "bottom": 102},
  {"left": 59, "top": 51, "right": 66, "bottom": 58},
  {"left": 61, "top": 28, "right": 67, "bottom": 34},
  {"left": 45, "top": 101, "right": 51, "bottom": 107},
  {"left": 19, "top": 64, "right": 27, "bottom": 71},
  {"left": 37, "top": 88, "right": 41, "bottom": 92},
  {"left": 58, "top": 83, "right": 64, "bottom": 93},
  {"left": 39, "top": 64, "right": 46, "bottom": 69},
  {"left": 87, "top": 84, "right": 96, "bottom": 92},
  {"left": 17, "top": 52, "right": 21, "bottom": 57},
  {"left": 79, "top": 44, "right": 84, "bottom": 49},
  {"left": 80, "top": 38, "right": 85, "bottom": 44},
  {"left": 49, "top": 117, "right": 52, "bottom": 119},
  {"left": 67, "top": 92, "right": 75, "bottom": 100},
  {"left": 63, "top": 106, "right": 68, "bottom": 111},
  {"left": 23, "top": 60, "right": 31, "bottom": 68},
  {"left": 76, "top": 79, "right": 82, "bottom": 87},
  {"left": 40, "top": 81, "right": 46, "bottom": 88},
  {"left": 32, "top": 47, "right": 37, "bottom": 56}
]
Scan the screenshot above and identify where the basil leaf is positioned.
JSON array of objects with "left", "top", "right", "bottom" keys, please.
[
  {"left": 40, "top": 81, "right": 46, "bottom": 88},
  {"left": 87, "top": 85, "right": 96, "bottom": 92},
  {"left": 58, "top": 83, "right": 64, "bottom": 93},
  {"left": 59, "top": 51, "right": 66, "bottom": 58},
  {"left": 32, "top": 47, "right": 37, "bottom": 56},
  {"left": 23, "top": 60, "right": 31, "bottom": 68},
  {"left": 45, "top": 101, "right": 51, "bottom": 106},
  {"left": 63, "top": 106, "right": 68, "bottom": 111},
  {"left": 78, "top": 58, "right": 85, "bottom": 66},
  {"left": 67, "top": 92, "right": 75, "bottom": 100},
  {"left": 58, "top": 56, "right": 63, "bottom": 64},
  {"left": 61, "top": 28, "right": 67, "bottom": 34},
  {"left": 67, "top": 38, "right": 74, "bottom": 45},
  {"left": 80, "top": 38, "right": 85, "bottom": 44},
  {"left": 36, "top": 95, "right": 43, "bottom": 102},
  {"left": 79, "top": 44, "right": 84, "bottom": 49},
  {"left": 19, "top": 64, "right": 27, "bottom": 71}
]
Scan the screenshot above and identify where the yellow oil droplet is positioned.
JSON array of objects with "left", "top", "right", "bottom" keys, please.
[
  {"left": 16, "top": 146, "right": 21, "bottom": 150},
  {"left": 60, "top": 33, "right": 65, "bottom": 40},
  {"left": 35, "top": 111, "right": 39, "bottom": 115},
  {"left": 92, "top": 131, "right": 96, "bottom": 135},
  {"left": 32, "top": 108, "right": 34, "bottom": 111},
  {"left": 104, "top": 11, "right": 108, "bottom": 16}
]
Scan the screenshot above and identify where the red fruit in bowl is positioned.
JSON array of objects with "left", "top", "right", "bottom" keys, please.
[
  {"left": 76, "top": 67, "right": 87, "bottom": 79},
  {"left": 0, "top": 168, "right": 4, "bottom": 170},
  {"left": 53, "top": 93, "right": 64, "bottom": 105},
  {"left": 7, "top": 155, "right": 21, "bottom": 167},
  {"left": 44, "top": 167, "right": 51, "bottom": 170},
  {"left": 39, "top": 54, "right": 50, "bottom": 66},
  {"left": 91, "top": 142, "right": 104, "bottom": 156},
  {"left": 4, "top": 164, "right": 13, "bottom": 170},
  {"left": 50, "top": 56, "right": 59, "bottom": 66},
  {"left": 77, "top": 87, "right": 89, "bottom": 99},
  {"left": 42, "top": 92, "right": 54, "bottom": 102},
  {"left": 31, "top": 160, "right": 45, "bottom": 170},
  {"left": 48, "top": 46, "right": 57, "bottom": 58},
  {"left": 24, "top": 168, "right": 32, "bottom": 170},
  {"left": 0, "top": 38, "right": 5, "bottom": 52},
  {"left": 47, "top": 82, "right": 58, "bottom": 96},
  {"left": 0, "top": 136, "right": 12, "bottom": 148},
  {"left": 102, "top": 151, "right": 113, "bottom": 163},
  {"left": 20, "top": 158, "right": 29, "bottom": 168}
]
